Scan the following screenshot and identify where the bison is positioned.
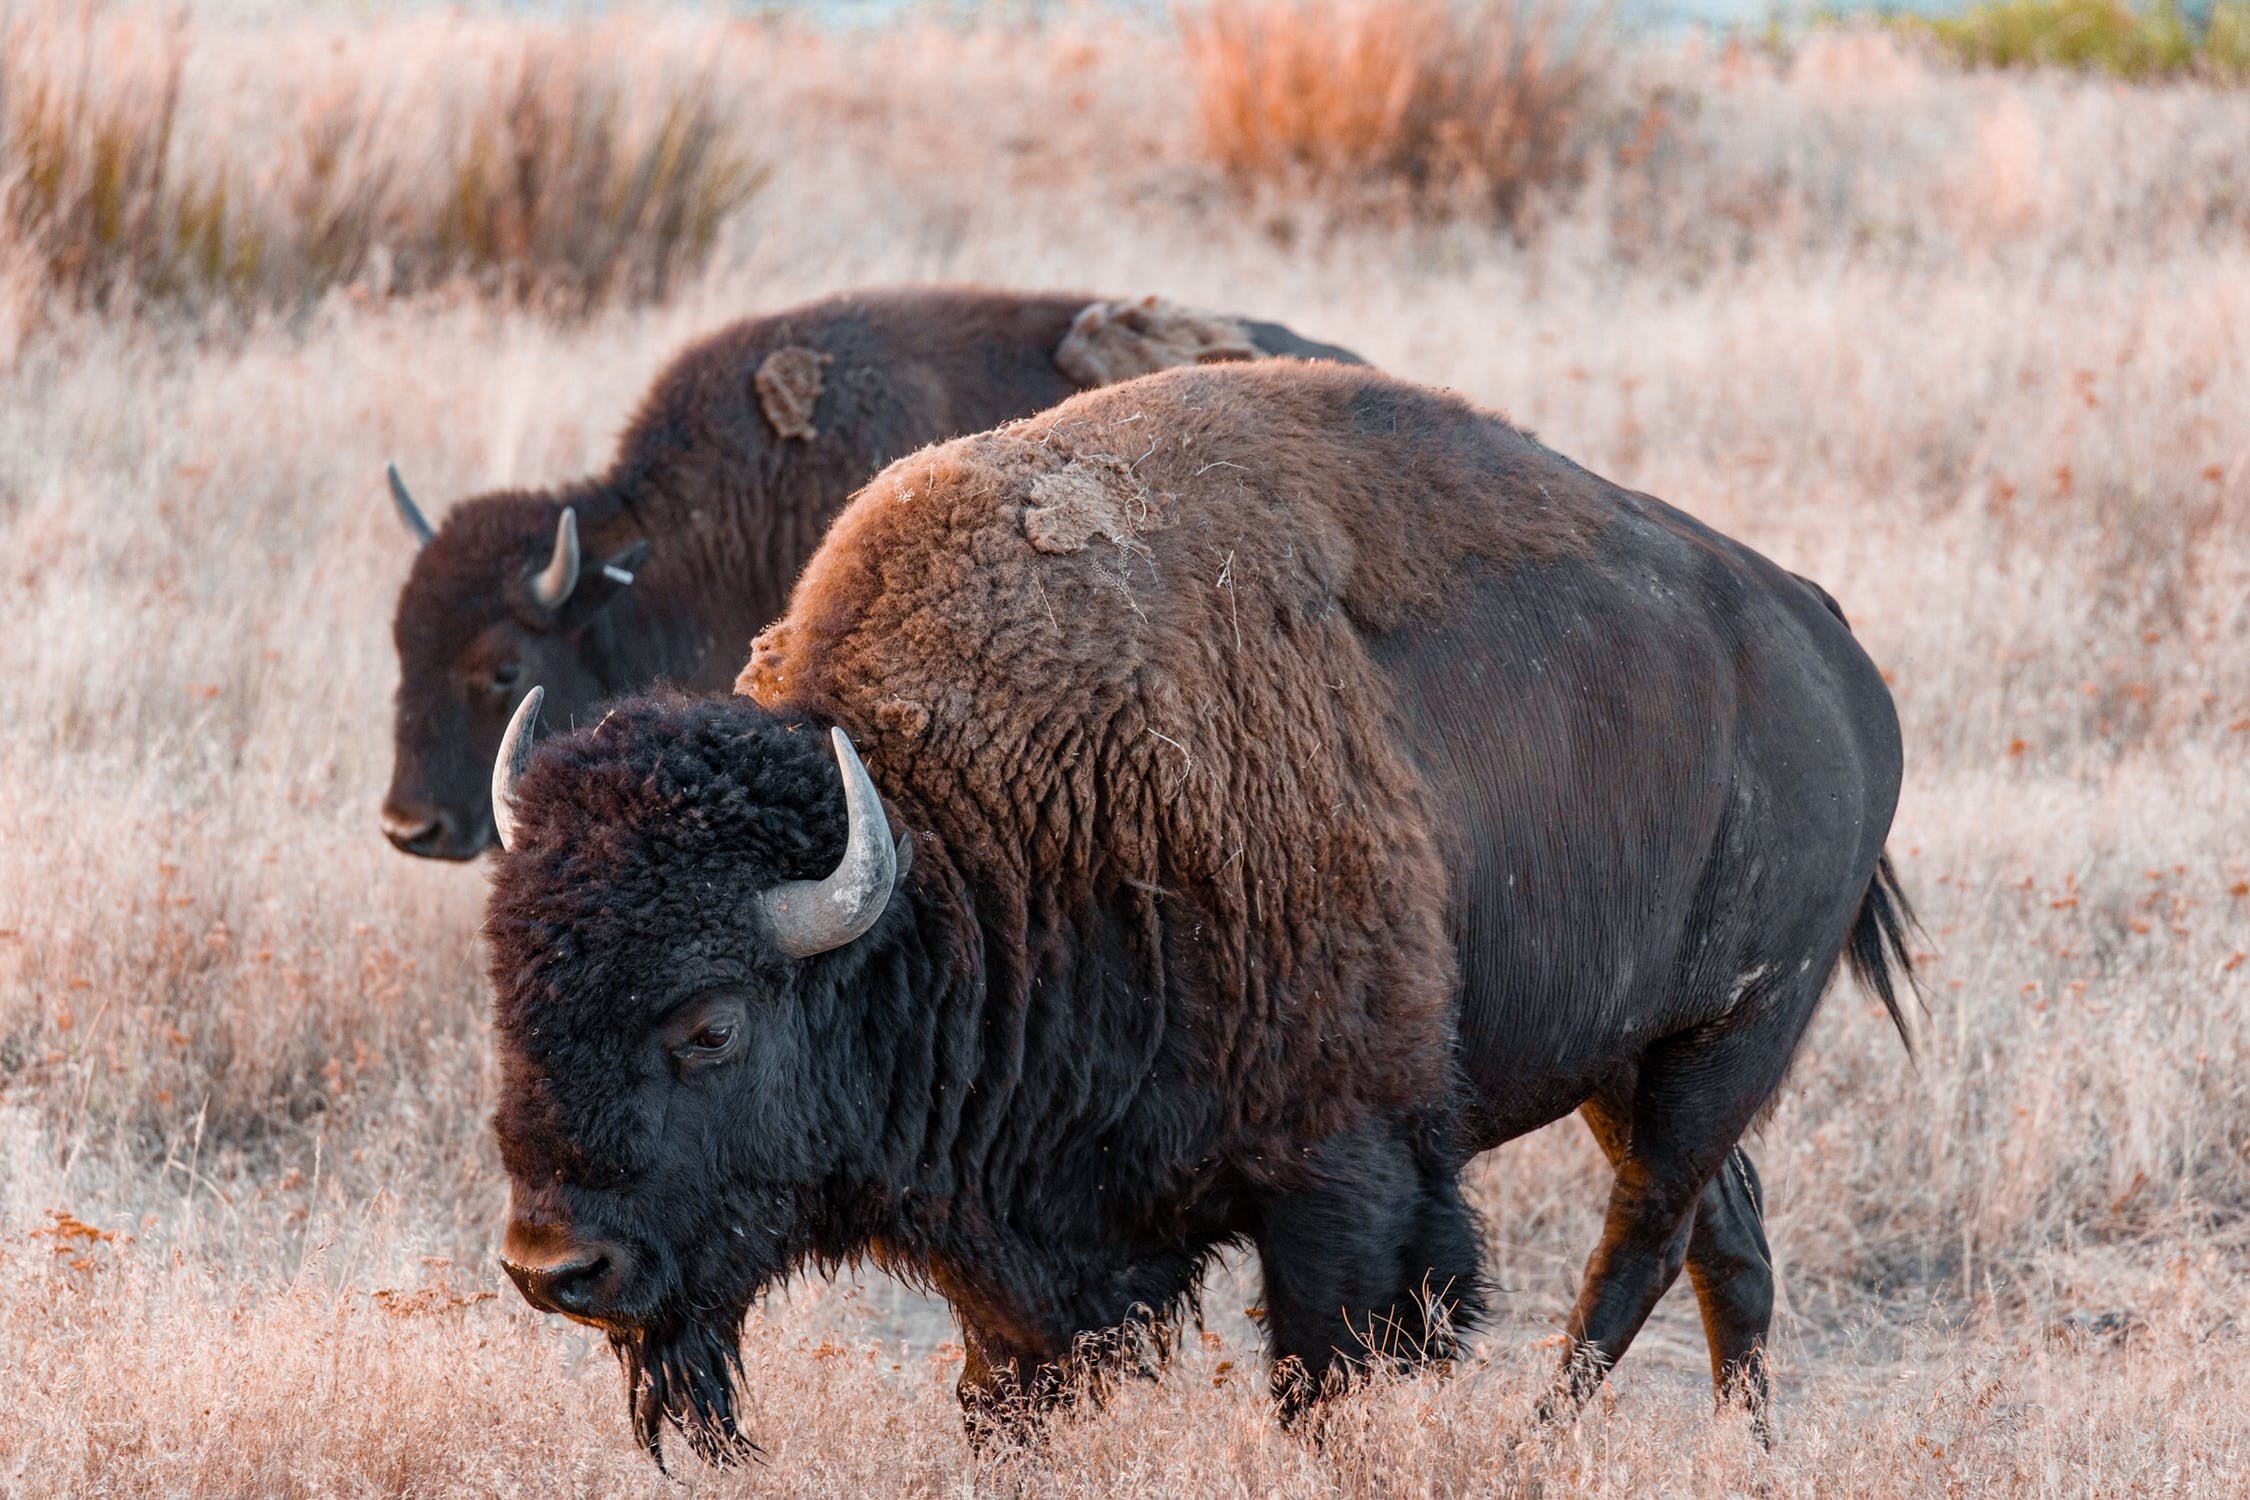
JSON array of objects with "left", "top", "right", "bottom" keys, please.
[
  {"left": 480, "top": 360, "right": 1915, "bottom": 1463},
  {"left": 381, "top": 287, "right": 1361, "bottom": 858}
]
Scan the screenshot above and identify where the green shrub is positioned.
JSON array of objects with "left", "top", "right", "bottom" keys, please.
[{"left": 1904, "top": 0, "right": 2250, "bottom": 81}]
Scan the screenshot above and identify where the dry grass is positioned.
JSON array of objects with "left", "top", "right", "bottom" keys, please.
[
  {"left": 0, "top": 4, "right": 762, "bottom": 316},
  {"left": 1, "top": 8, "right": 2247, "bottom": 1495},
  {"left": 1177, "top": 0, "right": 1610, "bottom": 222}
]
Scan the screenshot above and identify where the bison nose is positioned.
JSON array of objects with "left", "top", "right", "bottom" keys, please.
[
  {"left": 504, "top": 1249, "right": 613, "bottom": 1318},
  {"left": 502, "top": 1220, "right": 636, "bottom": 1322},
  {"left": 380, "top": 804, "right": 439, "bottom": 848},
  {"left": 380, "top": 799, "right": 483, "bottom": 860}
]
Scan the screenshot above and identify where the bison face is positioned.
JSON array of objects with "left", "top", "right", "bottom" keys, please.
[
  {"left": 484, "top": 697, "right": 909, "bottom": 1464},
  {"left": 382, "top": 471, "right": 646, "bottom": 860},
  {"left": 495, "top": 975, "right": 832, "bottom": 1465}
]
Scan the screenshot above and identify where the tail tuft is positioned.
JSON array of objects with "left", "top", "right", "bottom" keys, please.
[{"left": 1847, "top": 851, "right": 1923, "bottom": 1054}]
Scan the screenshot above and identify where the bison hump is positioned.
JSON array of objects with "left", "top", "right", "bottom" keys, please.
[{"left": 1054, "top": 295, "right": 1264, "bottom": 389}]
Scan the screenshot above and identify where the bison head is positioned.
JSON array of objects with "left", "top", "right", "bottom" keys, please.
[
  {"left": 482, "top": 693, "right": 911, "bottom": 1463},
  {"left": 382, "top": 466, "right": 648, "bottom": 860}
]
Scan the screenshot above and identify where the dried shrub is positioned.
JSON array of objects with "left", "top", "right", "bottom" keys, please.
[
  {"left": 0, "top": 14, "right": 764, "bottom": 316},
  {"left": 428, "top": 53, "right": 767, "bottom": 309},
  {"left": 0, "top": 32, "right": 254, "bottom": 306},
  {"left": 1176, "top": 0, "right": 1611, "bottom": 223}
]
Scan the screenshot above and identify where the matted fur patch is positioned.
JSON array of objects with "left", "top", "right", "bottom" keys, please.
[
  {"left": 871, "top": 696, "right": 932, "bottom": 741},
  {"left": 1024, "top": 454, "right": 1170, "bottom": 554},
  {"left": 1053, "top": 296, "right": 1264, "bottom": 388},
  {"left": 754, "top": 346, "right": 834, "bottom": 440}
]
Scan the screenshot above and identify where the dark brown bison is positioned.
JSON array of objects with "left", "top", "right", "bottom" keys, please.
[
  {"left": 381, "top": 287, "right": 1361, "bottom": 858},
  {"left": 480, "top": 360, "right": 1915, "bottom": 1463}
]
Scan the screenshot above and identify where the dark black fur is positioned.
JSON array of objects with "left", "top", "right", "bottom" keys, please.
[
  {"left": 488, "top": 699, "right": 1485, "bottom": 1462},
  {"left": 1846, "top": 853, "right": 1921, "bottom": 1053},
  {"left": 1790, "top": 568, "right": 1921, "bottom": 1051}
]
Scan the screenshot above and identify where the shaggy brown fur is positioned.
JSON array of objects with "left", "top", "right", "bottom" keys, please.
[{"left": 739, "top": 360, "right": 1606, "bottom": 1162}]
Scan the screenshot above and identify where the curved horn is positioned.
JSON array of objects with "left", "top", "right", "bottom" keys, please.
[
  {"left": 387, "top": 463, "right": 435, "bottom": 546},
  {"left": 491, "top": 686, "right": 543, "bottom": 852},
  {"left": 760, "top": 728, "right": 899, "bottom": 959},
  {"left": 528, "top": 508, "right": 580, "bottom": 612}
]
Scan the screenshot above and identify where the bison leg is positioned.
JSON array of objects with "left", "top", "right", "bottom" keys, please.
[
  {"left": 1578, "top": 1095, "right": 1775, "bottom": 1439},
  {"left": 949, "top": 1266, "right": 1195, "bottom": 1451},
  {"left": 1253, "top": 1118, "right": 1484, "bottom": 1421},
  {"left": 1687, "top": 1147, "right": 1775, "bottom": 1435},
  {"left": 1547, "top": 1013, "right": 1806, "bottom": 1435},
  {"left": 954, "top": 1316, "right": 1047, "bottom": 1451},
  {"left": 1547, "top": 1151, "right": 1701, "bottom": 1414}
]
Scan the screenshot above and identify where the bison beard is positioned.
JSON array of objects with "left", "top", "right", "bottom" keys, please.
[
  {"left": 617, "top": 1288, "right": 1187, "bottom": 1464},
  {"left": 616, "top": 1312, "right": 757, "bottom": 1468}
]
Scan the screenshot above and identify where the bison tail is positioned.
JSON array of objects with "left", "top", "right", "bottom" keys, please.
[{"left": 1845, "top": 850, "right": 1923, "bottom": 1055}]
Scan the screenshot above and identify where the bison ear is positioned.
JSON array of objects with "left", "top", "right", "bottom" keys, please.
[
  {"left": 599, "top": 540, "right": 651, "bottom": 587},
  {"left": 551, "top": 540, "right": 649, "bottom": 635}
]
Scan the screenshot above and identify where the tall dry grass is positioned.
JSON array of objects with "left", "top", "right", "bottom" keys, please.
[
  {"left": 0, "top": 5, "right": 762, "bottom": 316},
  {"left": 1, "top": 7, "right": 2247, "bottom": 1495},
  {"left": 1177, "top": 0, "right": 1610, "bottom": 222}
]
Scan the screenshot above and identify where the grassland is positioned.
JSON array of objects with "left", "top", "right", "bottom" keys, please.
[{"left": 2, "top": 6, "right": 2247, "bottom": 1495}]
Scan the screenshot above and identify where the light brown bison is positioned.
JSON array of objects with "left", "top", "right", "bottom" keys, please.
[
  {"left": 382, "top": 287, "right": 1361, "bottom": 858},
  {"left": 479, "top": 360, "right": 1914, "bottom": 1463}
]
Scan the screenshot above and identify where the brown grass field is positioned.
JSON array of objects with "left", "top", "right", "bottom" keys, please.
[{"left": 3, "top": 4, "right": 2248, "bottom": 1494}]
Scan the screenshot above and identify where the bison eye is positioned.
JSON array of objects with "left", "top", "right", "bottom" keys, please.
[
  {"left": 683, "top": 1023, "right": 736, "bottom": 1057},
  {"left": 489, "top": 662, "right": 522, "bottom": 695},
  {"left": 664, "top": 996, "right": 747, "bottom": 1069}
]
